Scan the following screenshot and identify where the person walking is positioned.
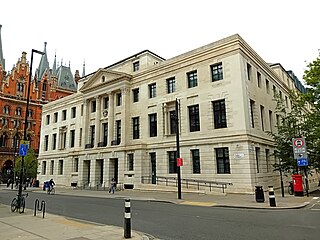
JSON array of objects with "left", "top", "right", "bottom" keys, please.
[{"left": 109, "top": 178, "right": 116, "bottom": 194}]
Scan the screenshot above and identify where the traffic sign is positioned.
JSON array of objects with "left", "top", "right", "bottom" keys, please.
[
  {"left": 292, "top": 138, "right": 307, "bottom": 159},
  {"left": 19, "top": 140, "right": 29, "bottom": 157},
  {"left": 297, "top": 158, "right": 308, "bottom": 167}
]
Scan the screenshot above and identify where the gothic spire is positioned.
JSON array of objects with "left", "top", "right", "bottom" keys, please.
[
  {"left": 52, "top": 52, "right": 57, "bottom": 75},
  {"left": 0, "top": 25, "right": 5, "bottom": 69},
  {"left": 36, "top": 42, "right": 50, "bottom": 80}
]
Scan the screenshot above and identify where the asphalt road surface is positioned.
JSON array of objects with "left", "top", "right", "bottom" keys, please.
[{"left": 1, "top": 190, "right": 319, "bottom": 240}]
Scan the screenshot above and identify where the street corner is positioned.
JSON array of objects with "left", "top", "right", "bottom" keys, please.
[{"left": 179, "top": 201, "right": 217, "bottom": 207}]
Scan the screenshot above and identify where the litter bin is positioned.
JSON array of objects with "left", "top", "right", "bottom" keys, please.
[
  {"left": 35, "top": 180, "right": 39, "bottom": 187},
  {"left": 255, "top": 186, "right": 265, "bottom": 203}
]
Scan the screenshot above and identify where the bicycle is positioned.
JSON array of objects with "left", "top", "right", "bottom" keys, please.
[
  {"left": 11, "top": 193, "right": 28, "bottom": 213},
  {"left": 47, "top": 186, "right": 55, "bottom": 195},
  {"left": 288, "top": 181, "right": 293, "bottom": 195}
]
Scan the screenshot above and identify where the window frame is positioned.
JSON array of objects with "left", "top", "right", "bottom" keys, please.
[
  {"left": 188, "top": 104, "right": 200, "bottom": 132},
  {"left": 216, "top": 147, "right": 230, "bottom": 174},
  {"left": 211, "top": 62, "right": 223, "bottom": 81},
  {"left": 213, "top": 99, "right": 227, "bottom": 129},
  {"left": 187, "top": 70, "right": 198, "bottom": 88}
]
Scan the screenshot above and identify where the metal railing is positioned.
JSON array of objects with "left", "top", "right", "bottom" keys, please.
[{"left": 141, "top": 176, "right": 232, "bottom": 193}]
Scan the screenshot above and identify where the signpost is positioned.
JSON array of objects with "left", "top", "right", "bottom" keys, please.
[{"left": 19, "top": 140, "right": 29, "bottom": 157}]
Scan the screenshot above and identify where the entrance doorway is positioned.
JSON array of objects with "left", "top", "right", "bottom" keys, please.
[
  {"left": 83, "top": 160, "right": 90, "bottom": 186},
  {"left": 109, "top": 158, "right": 118, "bottom": 183},
  {"left": 96, "top": 159, "right": 103, "bottom": 185},
  {"left": 150, "top": 153, "right": 156, "bottom": 184}
]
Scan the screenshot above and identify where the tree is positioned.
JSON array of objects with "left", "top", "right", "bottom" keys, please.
[
  {"left": 14, "top": 148, "right": 38, "bottom": 179},
  {"left": 301, "top": 56, "right": 320, "bottom": 171},
  {"left": 269, "top": 91, "right": 307, "bottom": 174}
]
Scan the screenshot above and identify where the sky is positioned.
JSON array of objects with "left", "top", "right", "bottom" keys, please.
[{"left": 0, "top": 0, "right": 319, "bottom": 82}]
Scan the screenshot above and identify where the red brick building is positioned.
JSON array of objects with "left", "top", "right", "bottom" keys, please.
[{"left": 0, "top": 25, "right": 80, "bottom": 182}]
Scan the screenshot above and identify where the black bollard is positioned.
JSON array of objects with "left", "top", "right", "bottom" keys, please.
[
  {"left": 124, "top": 199, "right": 131, "bottom": 238},
  {"left": 268, "top": 186, "right": 276, "bottom": 207}
]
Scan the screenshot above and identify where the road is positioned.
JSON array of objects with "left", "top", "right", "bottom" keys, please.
[{"left": 0, "top": 190, "right": 320, "bottom": 240}]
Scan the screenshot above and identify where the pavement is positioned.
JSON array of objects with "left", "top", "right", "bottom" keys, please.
[{"left": 0, "top": 184, "right": 319, "bottom": 240}]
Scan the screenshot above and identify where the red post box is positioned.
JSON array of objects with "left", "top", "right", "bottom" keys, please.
[{"left": 292, "top": 174, "right": 304, "bottom": 196}]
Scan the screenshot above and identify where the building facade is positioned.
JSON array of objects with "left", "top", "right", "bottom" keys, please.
[
  {"left": 0, "top": 25, "right": 78, "bottom": 182},
  {"left": 37, "top": 34, "right": 317, "bottom": 193}
]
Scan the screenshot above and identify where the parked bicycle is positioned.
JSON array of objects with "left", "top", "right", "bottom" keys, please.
[
  {"left": 288, "top": 181, "right": 293, "bottom": 195},
  {"left": 11, "top": 193, "right": 28, "bottom": 213},
  {"left": 47, "top": 186, "right": 55, "bottom": 195}
]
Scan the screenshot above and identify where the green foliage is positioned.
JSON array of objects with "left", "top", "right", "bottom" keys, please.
[{"left": 14, "top": 148, "right": 38, "bottom": 178}]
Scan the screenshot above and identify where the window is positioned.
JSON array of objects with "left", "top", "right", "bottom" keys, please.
[
  {"left": 54, "top": 112, "right": 58, "bottom": 123},
  {"left": 52, "top": 133, "right": 57, "bottom": 150},
  {"left": 272, "top": 85, "right": 276, "bottom": 96},
  {"left": 104, "top": 97, "right": 109, "bottom": 109},
  {"left": 132, "top": 117, "right": 140, "bottom": 139},
  {"left": 50, "top": 160, "right": 54, "bottom": 175},
  {"left": 91, "top": 100, "right": 96, "bottom": 113},
  {"left": 216, "top": 147, "right": 230, "bottom": 174},
  {"left": 27, "top": 121, "right": 31, "bottom": 129},
  {"left": 133, "top": 61, "right": 140, "bottom": 72},
  {"left": 188, "top": 104, "right": 200, "bottom": 132},
  {"left": 265, "top": 79, "right": 270, "bottom": 93},
  {"left": 90, "top": 125, "right": 95, "bottom": 147},
  {"left": 149, "top": 83, "right": 156, "bottom": 98},
  {"left": 279, "top": 91, "right": 282, "bottom": 100},
  {"left": 213, "top": 100, "right": 227, "bottom": 129},
  {"left": 28, "top": 109, "right": 33, "bottom": 117},
  {"left": 58, "top": 160, "right": 63, "bottom": 175},
  {"left": 103, "top": 123, "right": 108, "bottom": 146},
  {"left": 167, "top": 77, "right": 176, "bottom": 93},
  {"left": 247, "top": 63, "right": 252, "bottom": 80},
  {"left": 257, "top": 72, "right": 261, "bottom": 87},
  {"left": 73, "top": 158, "right": 79, "bottom": 172},
  {"left": 71, "top": 107, "right": 76, "bottom": 118},
  {"left": 46, "top": 115, "right": 50, "bottom": 125},
  {"left": 168, "top": 151, "right": 177, "bottom": 174},
  {"left": 250, "top": 99, "right": 255, "bottom": 128},
  {"left": 70, "top": 129, "right": 75, "bottom": 148},
  {"left": 211, "top": 63, "right": 223, "bottom": 81},
  {"left": 59, "top": 127, "right": 67, "bottom": 149},
  {"left": 132, "top": 88, "right": 139, "bottom": 103},
  {"left": 191, "top": 149, "right": 200, "bottom": 174},
  {"left": 0, "top": 133, "right": 8, "bottom": 147},
  {"left": 116, "top": 120, "right": 121, "bottom": 144},
  {"left": 17, "top": 82, "right": 24, "bottom": 92},
  {"left": 187, "top": 71, "right": 198, "bottom": 88},
  {"left": 15, "top": 108, "right": 21, "bottom": 116},
  {"left": 149, "top": 113, "right": 157, "bottom": 137},
  {"left": 3, "top": 105, "right": 9, "bottom": 114},
  {"left": 285, "top": 96, "right": 288, "bottom": 107},
  {"left": 255, "top": 147, "right": 260, "bottom": 173},
  {"left": 266, "top": 149, "right": 270, "bottom": 172},
  {"left": 44, "top": 135, "right": 49, "bottom": 151},
  {"left": 42, "top": 161, "right": 47, "bottom": 175},
  {"left": 79, "top": 128, "right": 82, "bottom": 147},
  {"left": 116, "top": 93, "right": 122, "bottom": 106},
  {"left": 127, "top": 153, "right": 134, "bottom": 171},
  {"left": 269, "top": 110, "right": 273, "bottom": 133},
  {"left": 13, "top": 120, "right": 19, "bottom": 128},
  {"left": 260, "top": 105, "right": 265, "bottom": 131},
  {"left": 62, "top": 110, "right": 67, "bottom": 120},
  {"left": 1, "top": 118, "right": 8, "bottom": 127},
  {"left": 169, "top": 110, "right": 177, "bottom": 134},
  {"left": 81, "top": 104, "right": 84, "bottom": 116}
]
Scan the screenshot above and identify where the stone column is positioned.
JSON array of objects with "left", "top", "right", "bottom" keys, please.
[
  {"left": 83, "top": 99, "right": 89, "bottom": 147},
  {"left": 121, "top": 87, "right": 129, "bottom": 145},
  {"left": 108, "top": 92, "right": 114, "bottom": 146},
  {"left": 95, "top": 96, "right": 101, "bottom": 147}
]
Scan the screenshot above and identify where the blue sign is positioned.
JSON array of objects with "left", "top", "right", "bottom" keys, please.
[
  {"left": 19, "top": 144, "right": 29, "bottom": 157},
  {"left": 297, "top": 158, "right": 308, "bottom": 167}
]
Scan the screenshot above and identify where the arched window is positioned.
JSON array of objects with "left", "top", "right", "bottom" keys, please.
[
  {"left": 3, "top": 105, "right": 9, "bottom": 114},
  {"left": 15, "top": 108, "right": 22, "bottom": 116},
  {"left": 13, "top": 134, "right": 19, "bottom": 148},
  {"left": 43, "top": 81, "right": 47, "bottom": 91},
  {"left": 17, "top": 82, "right": 24, "bottom": 92},
  {"left": 1, "top": 118, "right": 8, "bottom": 126},
  {"left": 0, "top": 133, "right": 8, "bottom": 147}
]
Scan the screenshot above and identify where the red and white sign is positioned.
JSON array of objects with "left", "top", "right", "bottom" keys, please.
[
  {"left": 293, "top": 138, "right": 305, "bottom": 148},
  {"left": 177, "top": 158, "right": 183, "bottom": 167}
]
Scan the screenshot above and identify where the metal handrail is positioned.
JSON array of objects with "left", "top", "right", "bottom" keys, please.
[{"left": 141, "top": 176, "right": 233, "bottom": 193}]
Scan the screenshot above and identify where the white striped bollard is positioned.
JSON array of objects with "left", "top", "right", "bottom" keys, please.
[
  {"left": 268, "top": 186, "right": 276, "bottom": 207},
  {"left": 124, "top": 199, "right": 131, "bottom": 238}
]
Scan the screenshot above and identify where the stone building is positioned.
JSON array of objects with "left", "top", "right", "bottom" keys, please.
[
  {"left": 0, "top": 25, "right": 78, "bottom": 182},
  {"left": 37, "top": 34, "right": 316, "bottom": 193}
]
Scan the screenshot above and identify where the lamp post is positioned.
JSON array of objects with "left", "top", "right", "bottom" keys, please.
[
  {"left": 17, "top": 49, "right": 44, "bottom": 201},
  {"left": 175, "top": 98, "right": 182, "bottom": 199}
]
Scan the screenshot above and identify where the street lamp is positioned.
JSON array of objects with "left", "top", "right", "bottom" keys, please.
[
  {"left": 17, "top": 49, "right": 44, "bottom": 201},
  {"left": 175, "top": 98, "right": 182, "bottom": 199}
]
